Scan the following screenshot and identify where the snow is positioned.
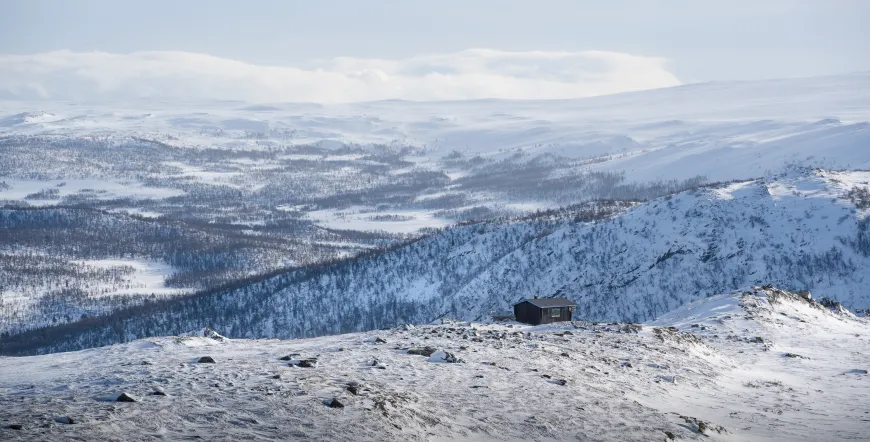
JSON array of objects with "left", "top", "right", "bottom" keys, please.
[
  {"left": 0, "top": 179, "right": 183, "bottom": 204},
  {"left": 0, "top": 287, "right": 866, "bottom": 441},
  {"left": 306, "top": 206, "right": 451, "bottom": 233},
  {"left": 163, "top": 161, "right": 242, "bottom": 186},
  {"left": 1, "top": 71, "right": 868, "bottom": 186},
  {"left": 68, "top": 259, "right": 183, "bottom": 297}
]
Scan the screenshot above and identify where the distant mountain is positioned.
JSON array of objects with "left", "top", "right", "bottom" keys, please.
[
  {"left": 4, "top": 168, "right": 868, "bottom": 355},
  {"left": 2, "top": 71, "right": 869, "bottom": 184}
]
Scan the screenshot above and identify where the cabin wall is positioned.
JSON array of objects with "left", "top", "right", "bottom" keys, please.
[
  {"left": 514, "top": 302, "right": 574, "bottom": 325},
  {"left": 538, "top": 307, "right": 572, "bottom": 324},
  {"left": 514, "top": 302, "right": 541, "bottom": 325}
]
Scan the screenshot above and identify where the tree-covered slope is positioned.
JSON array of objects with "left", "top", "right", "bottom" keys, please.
[{"left": 3, "top": 168, "right": 869, "bottom": 354}]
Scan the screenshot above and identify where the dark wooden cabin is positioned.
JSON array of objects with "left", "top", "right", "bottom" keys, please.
[{"left": 513, "top": 298, "right": 576, "bottom": 325}]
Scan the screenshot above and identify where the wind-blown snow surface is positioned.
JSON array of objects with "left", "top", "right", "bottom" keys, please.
[
  {"left": 0, "top": 287, "right": 867, "bottom": 441},
  {"left": 1, "top": 71, "right": 869, "bottom": 184}
]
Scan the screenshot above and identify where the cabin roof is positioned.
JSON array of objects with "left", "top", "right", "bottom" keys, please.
[{"left": 518, "top": 298, "right": 576, "bottom": 308}]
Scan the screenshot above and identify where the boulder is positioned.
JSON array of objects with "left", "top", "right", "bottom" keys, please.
[
  {"left": 198, "top": 356, "right": 216, "bottom": 364},
  {"left": 289, "top": 358, "right": 317, "bottom": 368},
  {"left": 428, "top": 351, "right": 461, "bottom": 363},
  {"left": 407, "top": 346, "right": 437, "bottom": 357},
  {"left": 7, "top": 424, "right": 23, "bottom": 430},
  {"left": 324, "top": 398, "right": 344, "bottom": 409},
  {"left": 116, "top": 392, "right": 137, "bottom": 402},
  {"left": 346, "top": 382, "right": 361, "bottom": 395}
]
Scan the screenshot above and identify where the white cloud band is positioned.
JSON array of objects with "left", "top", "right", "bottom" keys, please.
[{"left": 0, "top": 49, "right": 681, "bottom": 103}]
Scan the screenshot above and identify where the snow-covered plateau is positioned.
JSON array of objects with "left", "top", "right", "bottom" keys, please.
[{"left": 0, "top": 287, "right": 867, "bottom": 441}]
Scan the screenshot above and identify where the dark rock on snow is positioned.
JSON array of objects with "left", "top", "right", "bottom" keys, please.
[
  {"left": 346, "top": 382, "right": 361, "bottom": 395},
  {"left": 198, "top": 356, "right": 216, "bottom": 363},
  {"left": 116, "top": 392, "right": 137, "bottom": 402},
  {"left": 407, "top": 346, "right": 437, "bottom": 357},
  {"left": 293, "top": 358, "right": 317, "bottom": 368},
  {"left": 324, "top": 398, "right": 344, "bottom": 408},
  {"left": 7, "top": 424, "right": 23, "bottom": 430}
]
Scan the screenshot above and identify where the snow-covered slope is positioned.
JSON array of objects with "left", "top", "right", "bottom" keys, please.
[
  {"left": 450, "top": 168, "right": 870, "bottom": 322},
  {"left": 3, "top": 168, "right": 868, "bottom": 355},
  {"left": 1, "top": 287, "right": 867, "bottom": 441}
]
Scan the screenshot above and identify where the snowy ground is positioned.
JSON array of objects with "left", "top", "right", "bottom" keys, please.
[
  {"left": 67, "top": 259, "right": 183, "bottom": 297},
  {"left": 0, "top": 179, "right": 183, "bottom": 205},
  {"left": 0, "top": 287, "right": 866, "bottom": 441}
]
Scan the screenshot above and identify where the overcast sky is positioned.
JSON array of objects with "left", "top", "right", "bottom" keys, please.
[{"left": 1, "top": 0, "right": 867, "bottom": 102}]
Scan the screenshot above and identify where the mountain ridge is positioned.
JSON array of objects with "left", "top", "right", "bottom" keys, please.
[{"left": 2, "top": 167, "right": 868, "bottom": 355}]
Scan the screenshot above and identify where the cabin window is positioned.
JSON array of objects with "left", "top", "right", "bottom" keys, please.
[{"left": 550, "top": 308, "right": 560, "bottom": 318}]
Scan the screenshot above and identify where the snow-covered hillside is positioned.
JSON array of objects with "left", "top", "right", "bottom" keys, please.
[
  {"left": 1, "top": 287, "right": 867, "bottom": 441},
  {"left": 3, "top": 168, "right": 868, "bottom": 355}
]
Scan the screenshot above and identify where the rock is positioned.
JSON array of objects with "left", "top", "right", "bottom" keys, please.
[
  {"left": 279, "top": 353, "right": 301, "bottom": 361},
  {"left": 784, "top": 353, "right": 807, "bottom": 359},
  {"left": 324, "top": 398, "right": 344, "bottom": 409},
  {"left": 54, "top": 416, "right": 75, "bottom": 425},
  {"left": 621, "top": 362, "right": 633, "bottom": 368},
  {"left": 664, "top": 431, "right": 676, "bottom": 440},
  {"left": 548, "top": 379, "right": 568, "bottom": 386},
  {"left": 560, "top": 352, "right": 570, "bottom": 357},
  {"left": 428, "top": 350, "right": 461, "bottom": 363},
  {"left": 698, "top": 421, "right": 707, "bottom": 433},
  {"left": 407, "top": 346, "right": 437, "bottom": 357},
  {"left": 346, "top": 382, "right": 361, "bottom": 395},
  {"left": 749, "top": 336, "right": 765, "bottom": 344},
  {"left": 201, "top": 327, "right": 226, "bottom": 341},
  {"left": 271, "top": 374, "right": 281, "bottom": 379},
  {"left": 150, "top": 390, "right": 167, "bottom": 396},
  {"left": 7, "top": 424, "right": 23, "bottom": 430},
  {"left": 198, "top": 356, "right": 216, "bottom": 363},
  {"left": 116, "top": 392, "right": 137, "bottom": 402},
  {"left": 289, "top": 358, "right": 317, "bottom": 368},
  {"left": 374, "top": 337, "right": 387, "bottom": 344}
]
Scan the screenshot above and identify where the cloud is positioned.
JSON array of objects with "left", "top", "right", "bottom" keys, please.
[{"left": 0, "top": 49, "right": 681, "bottom": 103}]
